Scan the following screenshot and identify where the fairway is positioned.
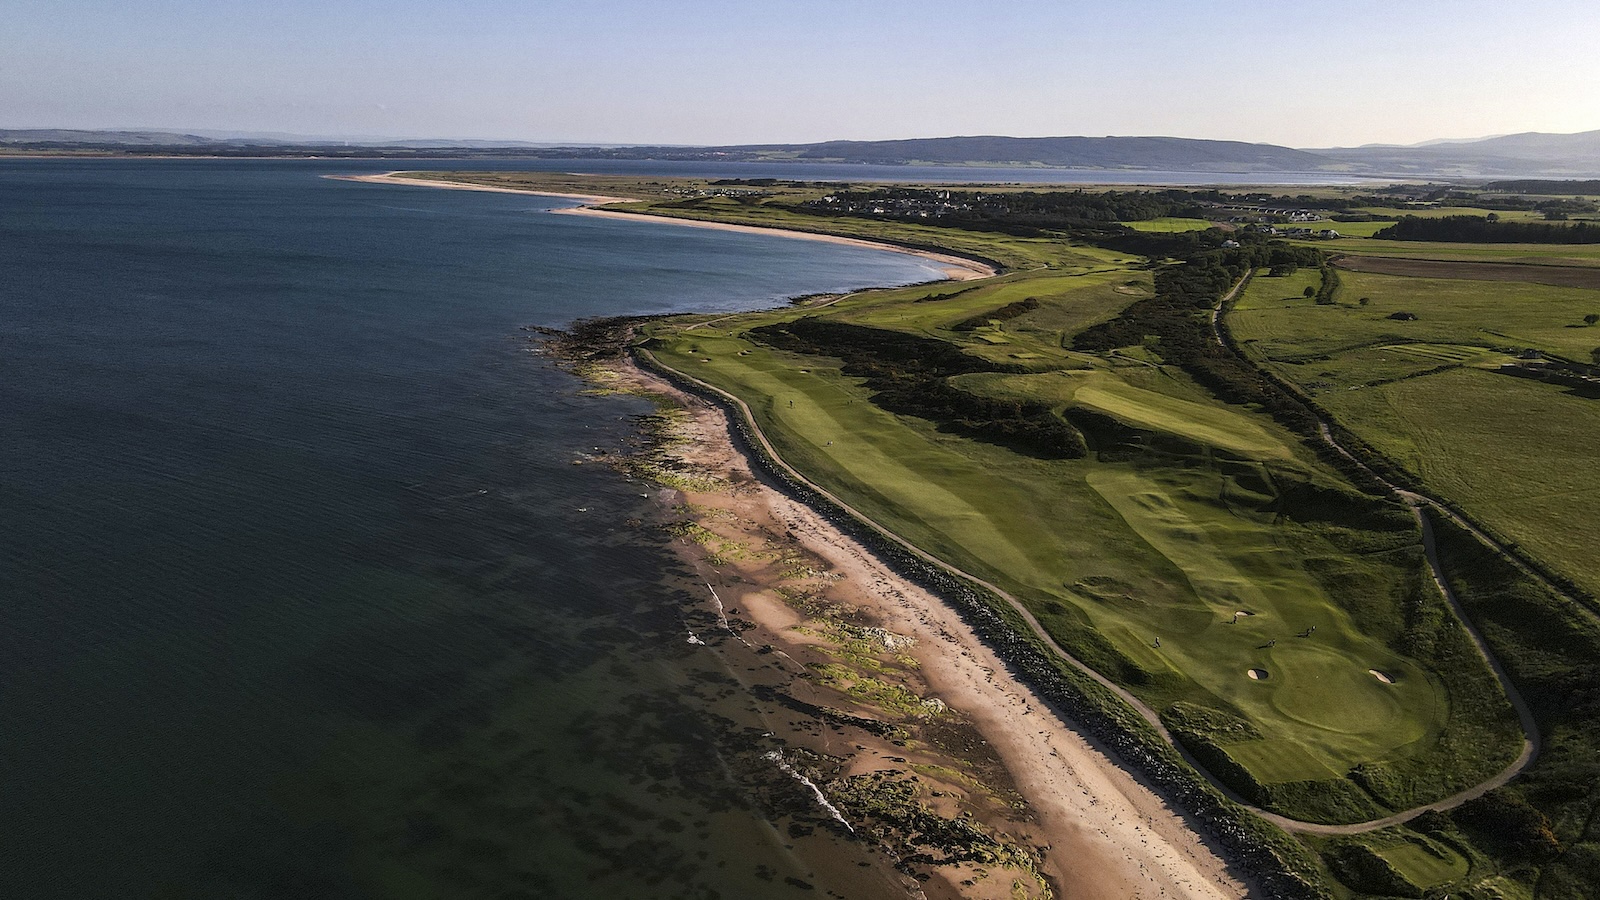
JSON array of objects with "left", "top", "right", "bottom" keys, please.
[
  {"left": 1085, "top": 470, "right": 1439, "bottom": 780},
  {"left": 1072, "top": 379, "right": 1295, "bottom": 459}
]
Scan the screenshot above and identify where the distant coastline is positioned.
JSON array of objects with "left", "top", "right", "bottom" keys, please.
[{"left": 334, "top": 171, "right": 997, "bottom": 282}]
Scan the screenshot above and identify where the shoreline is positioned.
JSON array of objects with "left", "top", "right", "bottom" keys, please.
[
  {"left": 332, "top": 171, "right": 998, "bottom": 282},
  {"left": 601, "top": 355, "right": 1252, "bottom": 900}
]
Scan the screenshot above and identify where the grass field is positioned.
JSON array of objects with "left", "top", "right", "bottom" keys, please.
[
  {"left": 1120, "top": 217, "right": 1215, "bottom": 233},
  {"left": 1314, "top": 220, "right": 1394, "bottom": 238},
  {"left": 1322, "top": 370, "right": 1600, "bottom": 600},
  {"left": 1230, "top": 266, "right": 1600, "bottom": 600},
  {"left": 1232, "top": 269, "right": 1600, "bottom": 361},
  {"left": 951, "top": 370, "right": 1295, "bottom": 459}
]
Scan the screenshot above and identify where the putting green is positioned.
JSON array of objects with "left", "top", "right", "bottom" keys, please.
[{"left": 1261, "top": 643, "right": 1422, "bottom": 738}]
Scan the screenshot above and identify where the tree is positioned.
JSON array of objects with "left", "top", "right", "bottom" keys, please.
[
  {"left": 1585, "top": 313, "right": 1599, "bottom": 326},
  {"left": 1303, "top": 286, "right": 1316, "bottom": 298}
]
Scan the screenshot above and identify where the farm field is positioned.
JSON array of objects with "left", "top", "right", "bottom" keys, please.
[
  {"left": 1357, "top": 206, "right": 1552, "bottom": 223},
  {"left": 1321, "top": 370, "right": 1600, "bottom": 600},
  {"left": 1293, "top": 235, "right": 1600, "bottom": 267}
]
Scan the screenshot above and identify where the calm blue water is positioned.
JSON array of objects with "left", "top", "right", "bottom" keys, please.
[{"left": 0, "top": 159, "right": 943, "bottom": 899}]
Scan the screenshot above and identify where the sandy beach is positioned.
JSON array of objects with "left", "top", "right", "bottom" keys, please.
[
  {"left": 334, "top": 172, "right": 997, "bottom": 282},
  {"left": 606, "top": 358, "right": 1253, "bottom": 900}
]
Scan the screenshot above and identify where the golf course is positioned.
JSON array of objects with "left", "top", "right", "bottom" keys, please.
[{"left": 424, "top": 171, "right": 1600, "bottom": 899}]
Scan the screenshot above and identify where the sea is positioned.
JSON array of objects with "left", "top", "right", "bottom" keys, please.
[
  {"left": 1, "top": 157, "right": 1367, "bottom": 899},
  {"left": 0, "top": 158, "right": 953, "bottom": 900}
]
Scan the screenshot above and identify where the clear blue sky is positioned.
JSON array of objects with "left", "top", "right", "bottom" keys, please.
[{"left": 4, "top": 0, "right": 1596, "bottom": 147}]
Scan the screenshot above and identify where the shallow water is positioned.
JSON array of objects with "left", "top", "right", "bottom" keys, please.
[{"left": 0, "top": 158, "right": 942, "bottom": 898}]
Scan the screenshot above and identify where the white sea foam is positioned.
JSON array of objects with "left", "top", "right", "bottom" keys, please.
[{"left": 762, "top": 750, "right": 854, "bottom": 833}]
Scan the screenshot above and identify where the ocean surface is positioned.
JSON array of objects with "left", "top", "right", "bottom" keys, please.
[{"left": 0, "top": 158, "right": 948, "bottom": 899}]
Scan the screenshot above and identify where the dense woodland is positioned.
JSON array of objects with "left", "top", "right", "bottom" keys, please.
[{"left": 1482, "top": 179, "right": 1600, "bottom": 195}]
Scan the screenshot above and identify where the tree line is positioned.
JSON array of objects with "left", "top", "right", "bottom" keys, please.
[{"left": 1375, "top": 216, "right": 1600, "bottom": 244}]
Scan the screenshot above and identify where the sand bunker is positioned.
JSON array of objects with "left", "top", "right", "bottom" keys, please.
[
  {"left": 1369, "top": 669, "right": 1396, "bottom": 684},
  {"left": 1247, "top": 668, "right": 1269, "bottom": 680}
]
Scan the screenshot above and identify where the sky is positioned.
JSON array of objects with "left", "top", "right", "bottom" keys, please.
[{"left": 4, "top": 0, "right": 1598, "bottom": 148}]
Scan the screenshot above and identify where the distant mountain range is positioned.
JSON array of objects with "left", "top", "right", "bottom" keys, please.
[
  {"left": 1306, "top": 131, "right": 1600, "bottom": 177},
  {"left": 5, "top": 128, "right": 1599, "bottom": 178}
]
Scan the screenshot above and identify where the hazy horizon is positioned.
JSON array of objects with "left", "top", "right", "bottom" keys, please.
[
  {"left": 6, "top": 0, "right": 1597, "bottom": 149},
  {"left": 5, "top": 125, "right": 1596, "bottom": 152}
]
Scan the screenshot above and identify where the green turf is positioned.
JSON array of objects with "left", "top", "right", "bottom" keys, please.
[
  {"left": 1223, "top": 740, "right": 1343, "bottom": 785},
  {"left": 950, "top": 370, "right": 1294, "bottom": 459},
  {"left": 1292, "top": 236, "right": 1600, "bottom": 267},
  {"left": 1233, "top": 268, "right": 1324, "bottom": 311},
  {"left": 1315, "top": 220, "right": 1395, "bottom": 238},
  {"left": 1120, "top": 217, "right": 1215, "bottom": 233},
  {"left": 1358, "top": 206, "right": 1550, "bottom": 223}
]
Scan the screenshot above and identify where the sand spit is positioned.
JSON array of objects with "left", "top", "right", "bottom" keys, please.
[
  {"left": 333, "top": 171, "right": 997, "bottom": 282},
  {"left": 329, "top": 171, "right": 630, "bottom": 205},
  {"left": 612, "top": 359, "right": 1251, "bottom": 900}
]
